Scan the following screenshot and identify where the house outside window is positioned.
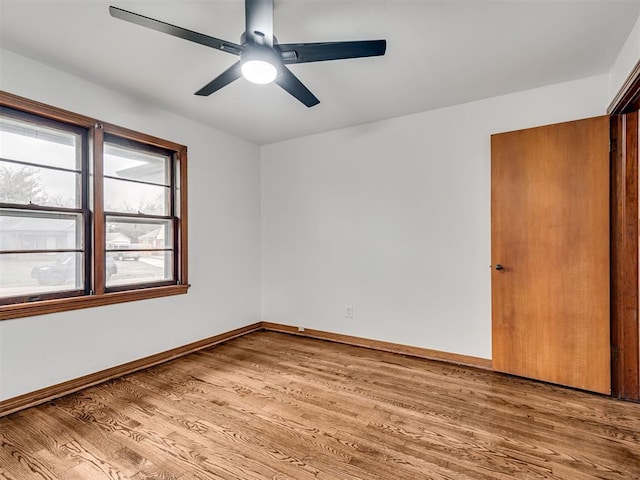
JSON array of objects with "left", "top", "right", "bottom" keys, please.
[{"left": 0, "top": 92, "right": 188, "bottom": 319}]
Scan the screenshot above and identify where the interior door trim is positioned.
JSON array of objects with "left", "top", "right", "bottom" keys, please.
[
  {"left": 610, "top": 113, "right": 640, "bottom": 401},
  {"left": 608, "top": 58, "right": 640, "bottom": 115},
  {"left": 610, "top": 63, "right": 640, "bottom": 401}
]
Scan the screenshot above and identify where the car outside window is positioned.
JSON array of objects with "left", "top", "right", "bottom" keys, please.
[{"left": 0, "top": 92, "right": 188, "bottom": 319}]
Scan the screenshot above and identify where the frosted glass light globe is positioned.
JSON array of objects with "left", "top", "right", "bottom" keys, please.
[{"left": 241, "top": 59, "right": 277, "bottom": 84}]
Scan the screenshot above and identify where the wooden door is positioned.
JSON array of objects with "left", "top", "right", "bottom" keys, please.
[{"left": 491, "top": 116, "right": 610, "bottom": 394}]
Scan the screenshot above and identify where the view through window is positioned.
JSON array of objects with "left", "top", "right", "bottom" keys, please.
[
  {"left": 0, "top": 112, "right": 87, "bottom": 300},
  {"left": 103, "top": 136, "right": 176, "bottom": 289},
  {"left": 0, "top": 94, "right": 188, "bottom": 317}
]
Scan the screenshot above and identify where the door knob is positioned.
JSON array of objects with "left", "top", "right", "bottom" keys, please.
[{"left": 495, "top": 264, "right": 504, "bottom": 271}]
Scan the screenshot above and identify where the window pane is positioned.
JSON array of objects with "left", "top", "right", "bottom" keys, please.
[
  {"left": 0, "top": 252, "right": 83, "bottom": 299},
  {"left": 0, "top": 160, "right": 80, "bottom": 207},
  {"left": 0, "top": 210, "right": 82, "bottom": 251},
  {"left": 106, "top": 218, "right": 172, "bottom": 248},
  {"left": 106, "top": 251, "right": 173, "bottom": 287},
  {"left": 104, "top": 178, "right": 169, "bottom": 215},
  {"left": 0, "top": 116, "right": 81, "bottom": 171},
  {"left": 104, "top": 142, "right": 170, "bottom": 185}
]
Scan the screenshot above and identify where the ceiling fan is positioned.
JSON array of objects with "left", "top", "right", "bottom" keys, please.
[{"left": 109, "top": 0, "right": 387, "bottom": 107}]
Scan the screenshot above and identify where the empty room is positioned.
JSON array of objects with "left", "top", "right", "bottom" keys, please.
[{"left": 1, "top": 1, "right": 640, "bottom": 479}]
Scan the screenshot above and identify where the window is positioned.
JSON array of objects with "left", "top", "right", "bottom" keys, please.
[
  {"left": 103, "top": 136, "right": 177, "bottom": 289},
  {"left": 0, "top": 110, "right": 88, "bottom": 302},
  {"left": 0, "top": 92, "right": 188, "bottom": 319}
]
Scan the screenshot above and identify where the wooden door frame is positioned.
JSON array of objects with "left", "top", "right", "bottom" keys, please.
[{"left": 609, "top": 60, "right": 640, "bottom": 401}]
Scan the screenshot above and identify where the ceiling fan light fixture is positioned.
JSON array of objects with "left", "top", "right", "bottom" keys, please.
[
  {"left": 240, "top": 46, "right": 281, "bottom": 84},
  {"left": 241, "top": 59, "right": 278, "bottom": 84},
  {"left": 109, "top": 2, "right": 386, "bottom": 106}
]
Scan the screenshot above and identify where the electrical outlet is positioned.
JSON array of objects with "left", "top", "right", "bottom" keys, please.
[{"left": 345, "top": 305, "right": 353, "bottom": 319}]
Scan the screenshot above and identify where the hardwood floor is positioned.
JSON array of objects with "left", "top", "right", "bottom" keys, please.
[{"left": 1, "top": 331, "right": 639, "bottom": 480}]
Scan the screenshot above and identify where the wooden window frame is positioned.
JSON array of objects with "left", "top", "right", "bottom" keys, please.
[
  {"left": 102, "top": 133, "right": 179, "bottom": 293},
  {"left": 0, "top": 108, "right": 90, "bottom": 304},
  {"left": 0, "top": 91, "right": 189, "bottom": 320}
]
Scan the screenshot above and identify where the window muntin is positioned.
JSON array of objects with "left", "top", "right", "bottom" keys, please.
[
  {"left": 103, "top": 139, "right": 171, "bottom": 216},
  {"left": 105, "top": 217, "right": 175, "bottom": 288},
  {"left": 0, "top": 210, "right": 85, "bottom": 298},
  {"left": 0, "top": 93, "right": 188, "bottom": 317},
  {"left": 104, "top": 143, "right": 169, "bottom": 184},
  {"left": 103, "top": 179, "right": 170, "bottom": 215},
  {"left": 103, "top": 136, "right": 177, "bottom": 290},
  {"left": 0, "top": 115, "right": 83, "bottom": 208},
  {"left": 0, "top": 210, "right": 83, "bottom": 251},
  {"left": 0, "top": 108, "right": 88, "bottom": 304},
  {"left": 0, "top": 116, "right": 81, "bottom": 171},
  {"left": 0, "top": 252, "right": 85, "bottom": 298},
  {"left": 107, "top": 250, "right": 174, "bottom": 287},
  {"left": 106, "top": 218, "right": 174, "bottom": 252},
  {"left": 0, "top": 163, "right": 80, "bottom": 208}
]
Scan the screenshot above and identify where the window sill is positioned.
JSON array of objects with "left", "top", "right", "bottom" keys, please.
[{"left": 0, "top": 284, "right": 190, "bottom": 320}]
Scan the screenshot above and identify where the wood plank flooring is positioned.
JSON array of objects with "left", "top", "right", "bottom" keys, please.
[{"left": 1, "top": 331, "right": 639, "bottom": 479}]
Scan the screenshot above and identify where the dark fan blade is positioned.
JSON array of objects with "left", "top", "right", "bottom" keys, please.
[
  {"left": 275, "top": 67, "right": 320, "bottom": 107},
  {"left": 195, "top": 61, "right": 242, "bottom": 96},
  {"left": 245, "top": 0, "right": 274, "bottom": 46},
  {"left": 109, "top": 6, "right": 242, "bottom": 56},
  {"left": 277, "top": 40, "right": 386, "bottom": 64}
]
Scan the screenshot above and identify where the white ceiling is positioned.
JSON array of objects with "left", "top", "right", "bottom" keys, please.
[{"left": 1, "top": 0, "right": 639, "bottom": 145}]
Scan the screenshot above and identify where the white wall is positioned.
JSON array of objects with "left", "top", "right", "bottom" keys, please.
[
  {"left": 609, "top": 14, "right": 640, "bottom": 105},
  {"left": 2, "top": 34, "right": 630, "bottom": 401},
  {"left": 0, "top": 49, "right": 262, "bottom": 400},
  {"left": 261, "top": 74, "right": 609, "bottom": 360}
]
